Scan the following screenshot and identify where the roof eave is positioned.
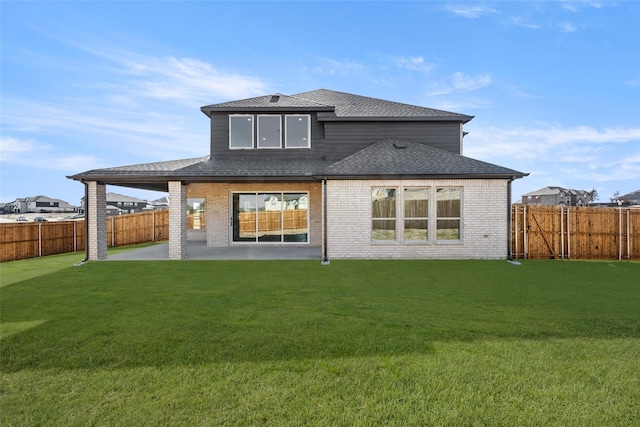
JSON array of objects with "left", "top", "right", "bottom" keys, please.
[
  {"left": 317, "top": 172, "right": 529, "bottom": 180},
  {"left": 316, "top": 115, "right": 474, "bottom": 123},
  {"left": 200, "top": 106, "right": 335, "bottom": 117}
]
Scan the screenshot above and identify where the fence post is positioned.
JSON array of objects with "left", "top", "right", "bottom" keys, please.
[
  {"left": 560, "top": 206, "right": 564, "bottom": 260},
  {"left": 627, "top": 209, "right": 631, "bottom": 261},
  {"left": 73, "top": 221, "right": 77, "bottom": 253},
  {"left": 523, "top": 204, "right": 528, "bottom": 259},
  {"left": 619, "top": 207, "right": 623, "bottom": 261},
  {"left": 567, "top": 207, "right": 571, "bottom": 260},
  {"left": 38, "top": 222, "right": 42, "bottom": 257}
]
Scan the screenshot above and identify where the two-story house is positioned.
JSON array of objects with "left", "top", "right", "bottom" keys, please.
[
  {"left": 4, "top": 195, "right": 76, "bottom": 214},
  {"left": 521, "top": 187, "right": 590, "bottom": 206},
  {"left": 69, "top": 89, "right": 527, "bottom": 260}
]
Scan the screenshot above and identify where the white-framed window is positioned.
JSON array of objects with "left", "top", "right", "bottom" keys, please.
[
  {"left": 436, "top": 188, "right": 461, "bottom": 241},
  {"left": 372, "top": 188, "right": 396, "bottom": 241},
  {"left": 285, "top": 115, "right": 311, "bottom": 148},
  {"left": 229, "top": 114, "right": 311, "bottom": 149},
  {"left": 229, "top": 115, "right": 254, "bottom": 149},
  {"left": 257, "top": 115, "right": 282, "bottom": 148},
  {"left": 404, "top": 188, "right": 429, "bottom": 241}
]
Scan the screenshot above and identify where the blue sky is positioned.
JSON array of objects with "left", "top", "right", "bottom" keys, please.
[{"left": 1, "top": 1, "right": 639, "bottom": 206}]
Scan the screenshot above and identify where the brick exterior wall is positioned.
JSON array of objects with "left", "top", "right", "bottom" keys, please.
[
  {"left": 187, "top": 182, "right": 322, "bottom": 247},
  {"left": 326, "top": 179, "right": 510, "bottom": 259},
  {"left": 168, "top": 181, "right": 187, "bottom": 260},
  {"left": 87, "top": 181, "right": 107, "bottom": 260}
]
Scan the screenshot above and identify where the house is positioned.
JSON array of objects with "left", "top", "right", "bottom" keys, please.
[
  {"left": 80, "top": 192, "right": 150, "bottom": 215},
  {"left": 521, "top": 187, "right": 591, "bottom": 206},
  {"left": 68, "top": 89, "right": 527, "bottom": 260},
  {"left": 3, "top": 195, "right": 76, "bottom": 214},
  {"left": 617, "top": 190, "right": 640, "bottom": 207}
]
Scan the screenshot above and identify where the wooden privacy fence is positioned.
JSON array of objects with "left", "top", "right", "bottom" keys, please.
[
  {"left": 3, "top": 206, "right": 639, "bottom": 262},
  {"left": 512, "top": 205, "right": 639, "bottom": 260},
  {"left": 1, "top": 210, "right": 169, "bottom": 262}
]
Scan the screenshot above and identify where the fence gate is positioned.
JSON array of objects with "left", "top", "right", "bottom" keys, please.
[{"left": 512, "top": 205, "right": 638, "bottom": 260}]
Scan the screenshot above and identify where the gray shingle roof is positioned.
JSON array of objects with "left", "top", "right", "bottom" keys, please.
[
  {"left": 201, "top": 89, "right": 472, "bottom": 122},
  {"left": 201, "top": 93, "right": 334, "bottom": 114},
  {"left": 176, "top": 157, "right": 331, "bottom": 177},
  {"left": 293, "top": 89, "right": 472, "bottom": 121},
  {"left": 69, "top": 140, "right": 525, "bottom": 184},
  {"left": 68, "top": 157, "right": 209, "bottom": 178},
  {"left": 324, "top": 139, "right": 525, "bottom": 177}
]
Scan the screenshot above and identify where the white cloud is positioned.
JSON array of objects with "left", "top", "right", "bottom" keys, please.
[
  {"left": 558, "top": 21, "right": 578, "bottom": 32},
  {"left": 307, "top": 57, "right": 365, "bottom": 77},
  {"left": 426, "top": 72, "right": 492, "bottom": 97},
  {"left": 0, "top": 136, "right": 102, "bottom": 171},
  {"left": 511, "top": 16, "right": 541, "bottom": 29},
  {"left": 394, "top": 56, "right": 434, "bottom": 72},
  {"left": 444, "top": 4, "right": 498, "bottom": 18},
  {"left": 467, "top": 125, "right": 640, "bottom": 160},
  {"left": 452, "top": 72, "right": 492, "bottom": 92}
]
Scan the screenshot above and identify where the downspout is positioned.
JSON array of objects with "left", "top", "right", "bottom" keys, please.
[
  {"left": 322, "top": 178, "right": 330, "bottom": 265},
  {"left": 507, "top": 178, "right": 515, "bottom": 262}
]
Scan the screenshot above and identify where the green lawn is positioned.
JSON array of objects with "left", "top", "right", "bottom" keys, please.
[{"left": 1, "top": 253, "right": 639, "bottom": 426}]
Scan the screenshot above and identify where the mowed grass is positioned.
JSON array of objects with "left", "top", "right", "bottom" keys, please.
[{"left": 1, "top": 252, "right": 639, "bottom": 426}]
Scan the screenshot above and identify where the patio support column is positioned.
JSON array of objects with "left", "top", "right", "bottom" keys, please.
[
  {"left": 86, "top": 181, "right": 107, "bottom": 260},
  {"left": 168, "top": 181, "right": 187, "bottom": 260}
]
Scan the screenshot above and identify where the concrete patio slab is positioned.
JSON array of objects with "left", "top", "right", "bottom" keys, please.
[{"left": 107, "top": 241, "right": 323, "bottom": 261}]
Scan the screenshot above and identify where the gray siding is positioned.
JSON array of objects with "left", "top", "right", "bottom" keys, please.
[
  {"left": 210, "top": 113, "right": 462, "bottom": 161},
  {"left": 322, "top": 121, "right": 461, "bottom": 161}
]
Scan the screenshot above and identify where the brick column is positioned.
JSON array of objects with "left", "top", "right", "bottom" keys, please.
[
  {"left": 169, "top": 181, "right": 187, "bottom": 260},
  {"left": 86, "top": 181, "right": 107, "bottom": 260}
]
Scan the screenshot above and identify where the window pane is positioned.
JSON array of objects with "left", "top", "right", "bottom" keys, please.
[
  {"left": 258, "top": 115, "right": 281, "bottom": 148},
  {"left": 234, "top": 194, "right": 256, "bottom": 241},
  {"left": 187, "top": 198, "right": 206, "bottom": 230},
  {"left": 404, "top": 188, "right": 428, "bottom": 218},
  {"left": 372, "top": 188, "right": 396, "bottom": 241},
  {"left": 405, "top": 219, "right": 428, "bottom": 240},
  {"left": 437, "top": 188, "right": 460, "bottom": 240},
  {"left": 286, "top": 115, "right": 310, "bottom": 148},
  {"left": 283, "top": 193, "right": 308, "bottom": 242},
  {"left": 230, "top": 116, "right": 253, "bottom": 149},
  {"left": 258, "top": 193, "right": 282, "bottom": 242},
  {"left": 372, "top": 188, "right": 396, "bottom": 218},
  {"left": 437, "top": 188, "right": 460, "bottom": 217},
  {"left": 372, "top": 220, "right": 396, "bottom": 240},
  {"left": 437, "top": 220, "right": 460, "bottom": 240}
]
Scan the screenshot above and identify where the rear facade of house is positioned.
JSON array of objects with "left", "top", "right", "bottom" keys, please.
[{"left": 69, "top": 89, "right": 527, "bottom": 260}]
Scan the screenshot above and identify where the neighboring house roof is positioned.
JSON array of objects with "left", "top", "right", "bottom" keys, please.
[
  {"left": 202, "top": 89, "right": 473, "bottom": 122},
  {"left": 106, "top": 192, "right": 148, "bottom": 203},
  {"left": 523, "top": 186, "right": 588, "bottom": 197},
  {"left": 619, "top": 190, "right": 640, "bottom": 200}
]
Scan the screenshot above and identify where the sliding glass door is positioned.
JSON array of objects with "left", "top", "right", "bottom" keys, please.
[{"left": 232, "top": 192, "right": 308, "bottom": 243}]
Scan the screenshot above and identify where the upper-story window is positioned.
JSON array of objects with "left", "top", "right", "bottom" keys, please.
[
  {"left": 229, "top": 114, "right": 310, "bottom": 149},
  {"left": 285, "top": 115, "right": 310, "bottom": 148}
]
